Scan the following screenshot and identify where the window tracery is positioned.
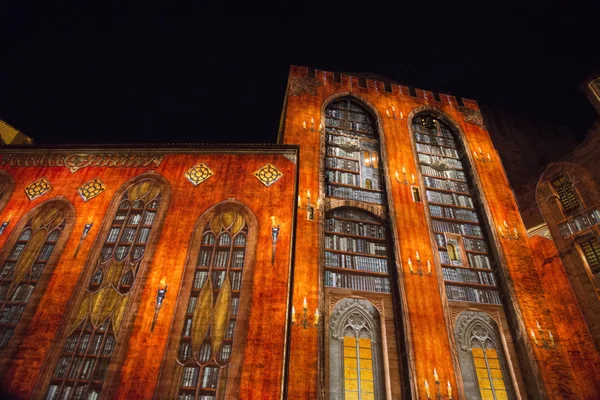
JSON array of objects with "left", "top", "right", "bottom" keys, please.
[
  {"left": 0, "top": 199, "right": 72, "bottom": 348},
  {"left": 329, "top": 298, "right": 384, "bottom": 400},
  {"left": 157, "top": 201, "right": 256, "bottom": 400},
  {"left": 45, "top": 177, "right": 168, "bottom": 400},
  {"left": 454, "top": 311, "right": 514, "bottom": 400}
]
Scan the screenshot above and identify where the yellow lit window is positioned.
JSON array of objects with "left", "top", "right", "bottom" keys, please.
[
  {"left": 364, "top": 152, "right": 371, "bottom": 167},
  {"left": 371, "top": 152, "right": 379, "bottom": 169},
  {"left": 344, "top": 335, "right": 375, "bottom": 400},
  {"left": 472, "top": 346, "right": 508, "bottom": 400},
  {"left": 447, "top": 243, "right": 458, "bottom": 261}
]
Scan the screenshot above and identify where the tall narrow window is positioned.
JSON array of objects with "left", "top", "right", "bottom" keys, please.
[
  {"left": 413, "top": 114, "right": 500, "bottom": 304},
  {"left": 44, "top": 176, "right": 169, "bottom": 400},
  {"left": 455, "top": 311, "right": 514, "bottom": 400},
  {"left": 330, "top": 298, "right": 384, "bottom": 400},
  {"left": 325, "top": 98, "right": 384, "bottom": 204},
  {"left": 0, "top": 199, "right": 73, "bottom": 348},
  {"left": 156, "top": 200, "right": 257, "bottom": 400}
]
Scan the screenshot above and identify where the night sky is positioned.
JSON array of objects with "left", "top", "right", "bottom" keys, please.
[{"left": 1, "top": 2, "right": 599, "bottom": 145}]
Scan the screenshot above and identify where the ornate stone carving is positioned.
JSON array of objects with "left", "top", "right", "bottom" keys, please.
[
  {"left": 253, "top": 164, "right": 283, "bottom": 187},
  {"left": 24, "top": 177, "right": 51, "bottom": 200},
  {"left": 289, "top": 76, "right": 323, "bottom": 96},
  {"left": 184, "top": 163, "right": 214, "bottom": 186},
  {"left": 78, "top": 178, "right": 106, "bottom": 202},
  {"left": 459, "top": 107, "right": 485, "bottom": 128},
  {"left": 0, "top": 153, "right": 164, "bottom": 173},
  {"left": 329, "top": 298, "right": 379, "bottom": 341},
  {"left": 455, "top": 310, "right": 500, "bottom": 351}
]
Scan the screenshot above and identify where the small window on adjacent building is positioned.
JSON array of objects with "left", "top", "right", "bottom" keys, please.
[
  {"left": 551, "top": 174, "right": 580, "bottom": 214},
  {"left": 579, "top": 237, "right": 600, "bottom": 275}
]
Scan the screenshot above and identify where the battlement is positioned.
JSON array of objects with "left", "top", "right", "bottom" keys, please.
[{"left": 290, "top": 65, "right": 480, "bottom": 110}]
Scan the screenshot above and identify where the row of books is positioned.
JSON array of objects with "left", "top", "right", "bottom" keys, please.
[
  {"left": 431, "top": 219, "right": 483, "bottom": 238},
  {"left": 326, "top": 186, "right": 384, "bottom": 204},
  {"left": 325, "top": 235, "right": 387, "bottom": 256},
  {"left": 179, "top": 395, "right": 215, "bottom": 400},
  {"left": 423, "top": 176, "right": 469, "bottom": 194},
  {"left": 463, "top": 238, "right": 488, "bottom": 253},
  {"left": 46, "top": 386, "right": 100, "bottom": 400},
  {"left": 326, "top": 170, "right": 361, "bottom": 187},
  {"left": 0, "top": 304, "right": 24, "bottom": 325},
  {"left": 426, "top": 190, "right": 474, "bottom": 208},
  {"left": 429, "top": 204, "right": 479, "bottom": 222},
  {"left": 326, "top": 156, "right": 360, "bottom": 172},
  {"left": 181, "top": 366, "right": 200, "bottom": 388},
  {"left": 326, "top": 117, "right": 373, "bottom": 135},
  {"left": 326, "top": 126, "right": 373, "bottom": 139},
  {"left": 420, "top": 165, "right": 466, "bottom": 182},
  {"left": 197, "top": 249, "right": 245, "bottom": 269},
  {"left": 438, "top": 250, "right": 461, "bottom": 266},
  {"left": 416, "top": 143, "right": 459, "bottom": 159},
  {"left": 326, "top": 134, "right": 360, "bottom": 149},
  {"left": 324, "top": 271, "right": 391, "bottom": 293},
  {"left": 413, "top": 125, "right": 455, "bottom": 140},
  {"left": 326, "top": 146, "right": 360, "bottom": 160},
  {"left": 327, "top": 107, "right": 369, "bottom": 122},
  {"left": 468, "top": 253, "right": 492, "bottom": 269},
  {"left": 325, "top": 219, "right": 385, "bottom": 239},
  {"left": 330, "top": 209, "right": 380, "bottom": 223},
  {"left": 446, "top": 285, "right": 502, "bottom": 305},
  {"left": 442, "top": 267, "right": 497, "bottom": 286},
  {"left": 324, "top": 252, "right": 388, "bottom": 274},
  {"left": 418, "top": 153, "right": 463, "bottom": 170},
  {"left": 191, "top": 271, "right": 242, "bottom": 291},
  {"left": 6, "top": 283, "right": 34, "bottom": 303}
]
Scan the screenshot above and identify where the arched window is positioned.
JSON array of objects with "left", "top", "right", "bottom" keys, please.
[
  {"left": 0, "top": 199, "right": 73, "bottom": 349},
  {"left": 329, "top": 298, "right": 384, "bottom": 400},
  {"left": 325, "top": 98, "right": 383, "bottom": 204},
  {"left": 156, "top": 200, "right": 257, "bottom": 400},
  {"left": 412, "top": 114, "right": 500, "bottom": 304},
  {"left": 455, "top": 311, "right": 515, "bottom": 400},
  {"left": 44, "top": 175, "right": 169, "bottom": 400}
]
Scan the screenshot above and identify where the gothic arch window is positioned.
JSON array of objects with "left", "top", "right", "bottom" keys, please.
[
  {"left": 156, "top": 200, "right": 257, "bottom": 400},
  {"left": 412, "top": 113, "right": 501, "bottom": 304},
  {"left": 43, "top": 175, "right": 170, "bottom": 400},
  {"left": 325, "top": 98, "right": 384, "bottom": 205},
  {"left": 454, "top": 311, "right": 515, "bottom": 400},
  {"left": 0, "top": 199, "right": 74, "bottom": 349},
  {"left": 329, "top": 298, "right": 384, "bottom": 400}
]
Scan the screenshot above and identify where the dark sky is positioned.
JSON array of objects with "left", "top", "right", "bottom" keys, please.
[{"left": 1, "top": 1, "right": 599, "bottom": 145}]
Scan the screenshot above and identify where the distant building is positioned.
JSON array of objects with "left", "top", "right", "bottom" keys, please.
[
  {"left": 0, "top": 66, "right": 598, "bottom": 400},
  {"left": 0, "top": 119, "right": 33, "bottom": 145}
]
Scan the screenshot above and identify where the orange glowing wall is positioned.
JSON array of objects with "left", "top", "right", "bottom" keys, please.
[
  {"left": 280, "top": 65, "right": 599, "bottom": 399},
  {"left": 0, "top": 147, "right": 298, "bottom": 399}
]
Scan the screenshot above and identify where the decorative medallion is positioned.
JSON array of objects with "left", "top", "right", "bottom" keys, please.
[
  {"left": 185, "top": 163, "right": 214, "bottom": 186},
  {"left": 25, "top": 177, "right": 51, "bottom": 200},
  {"left": 78, "top": 178, "right": 106, "bottom": 202},
  {"left": 459, "top": 107, "right": 485, "bottom": 128},
  {"left": 289, "top": 76, "right": 323, "bottom": 96},
  {"left": 254, "top": 164, "right": 283, "bottom": 187}
]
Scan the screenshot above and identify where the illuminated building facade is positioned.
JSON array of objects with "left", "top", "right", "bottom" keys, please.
[{"left": 0, "top": 66, "right": 598, "bottom": 399}]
